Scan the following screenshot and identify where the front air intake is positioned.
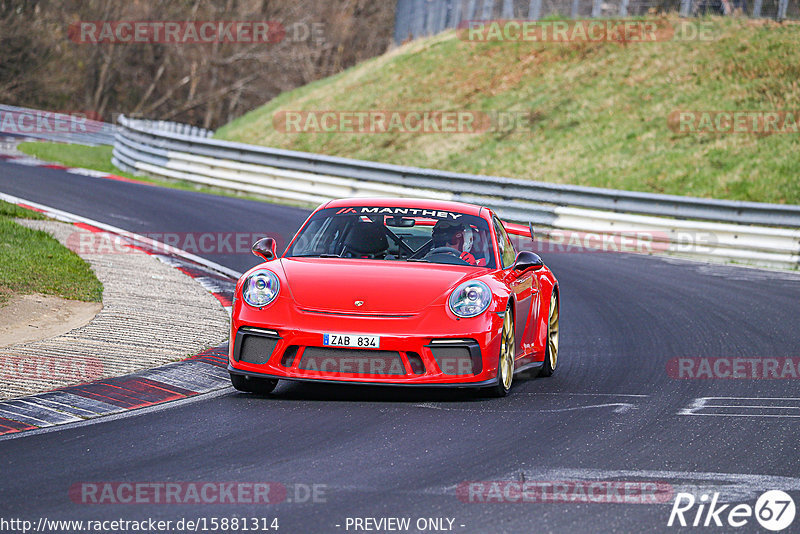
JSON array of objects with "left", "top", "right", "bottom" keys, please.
[{"left": 427, "top": 340, "right": 482, "bottom": 375}]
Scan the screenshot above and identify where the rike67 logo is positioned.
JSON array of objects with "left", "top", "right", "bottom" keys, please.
[{"left": 668, "top": 490, "right": 795, "bottom": 531}]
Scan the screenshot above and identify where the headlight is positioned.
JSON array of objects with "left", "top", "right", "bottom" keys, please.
[
  {"left": 242, "top": 269, "right": 280, "bottom": 307},
  {"left": 448, "top": 280, "right": 492, "bottom": 318}
]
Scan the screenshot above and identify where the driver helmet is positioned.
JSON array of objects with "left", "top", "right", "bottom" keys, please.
[{"left": 432, "top": 219, "right": 472, "bottom": 253}]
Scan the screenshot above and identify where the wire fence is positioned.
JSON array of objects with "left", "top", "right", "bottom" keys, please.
[{"left": 394, "top": 0, "right": 798, "bottom": 42}]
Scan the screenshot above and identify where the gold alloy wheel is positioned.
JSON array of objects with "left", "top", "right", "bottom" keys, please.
[
  {"left": 548, "top": 292, "right": 559, "bottom": 371},
  {"left": 500, "top": 309, "right": 515, "bottom": 390}
]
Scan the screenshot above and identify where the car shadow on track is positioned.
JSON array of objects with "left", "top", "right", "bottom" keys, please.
[
  {"left": 231, "top": 368, "right": 546, "bottom": 404},
  {"left": 257, "top": 382, "right": 483, "bottom": 403}
]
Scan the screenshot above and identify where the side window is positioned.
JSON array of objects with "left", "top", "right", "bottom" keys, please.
[{"left": 493, "top": 217, "right": 517, "bottom": 269}]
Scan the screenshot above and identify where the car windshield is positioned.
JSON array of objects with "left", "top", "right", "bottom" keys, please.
[{"left": 286, "top": 206, "right": 496, "bottom": 268}]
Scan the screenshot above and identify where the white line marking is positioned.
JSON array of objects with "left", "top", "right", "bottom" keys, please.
[
  {"left": 700, "top": 405, "right": 800, "bottom": 409},
  {"left": 544, "top": 403, "right": 636, "bottom": 414},
  {"left": 701, "top": 397, "right": 800, "bottom": 401},
  {"left": 681, "top": 413, "right": 800, "bottom": 418},
  {"left": 679, "top": 396, "right": 800, "bottom": 418},
  {"left": 0, "top": 408, "right": 53, "bottom": 427},
  {"left": 6, "top": 399, "right": 85, "bottom": 422}
]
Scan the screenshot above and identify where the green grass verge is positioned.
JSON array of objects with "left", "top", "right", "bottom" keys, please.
[
  {"left": 17, "top": 142, "right": 151, "bottom": 182},
  {"left": 17, "top": 143, "right": 129, "bottom": 177},
  {"left": 216, "top": 16, "right": 800, "bottom": 205},
  {"left": 0, "top": 200, "right": 103, "bottom": 305}
]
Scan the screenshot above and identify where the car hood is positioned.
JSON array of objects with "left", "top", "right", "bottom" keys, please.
[{"left": 279, "top": 258, "right": 482, "bottom": 314}]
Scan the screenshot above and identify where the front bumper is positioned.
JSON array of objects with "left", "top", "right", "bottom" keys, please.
[{"left": 228, "top": 309, "right": 504, "bottom": 386}]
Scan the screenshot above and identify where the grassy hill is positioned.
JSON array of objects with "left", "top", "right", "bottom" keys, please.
[{"left": 215, "top": 16, "right": 800, "bottom": 205}]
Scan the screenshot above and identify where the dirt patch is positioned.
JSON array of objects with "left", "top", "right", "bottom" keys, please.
[{"left": 0, "top": 293, "right": 101, "bottom": 348}]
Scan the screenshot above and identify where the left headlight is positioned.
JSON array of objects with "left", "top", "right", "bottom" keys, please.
[
  {"left": 242, "top": 269, "right": 280, "bottom": 307},
  {"left": 448, "top": 280, "right": 492, "bottom": 318}
]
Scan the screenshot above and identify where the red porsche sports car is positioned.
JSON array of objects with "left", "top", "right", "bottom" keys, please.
[{"left": 228, "top": 198, "right": 559, "bottom": 396}]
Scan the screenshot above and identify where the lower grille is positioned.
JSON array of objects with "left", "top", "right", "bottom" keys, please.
[
  {"left": 239, "top": 335, "right": 279, "bottom": 364},
  {"left": 431, "top": 346, "right": 478, "bottom": 375},
  {"left": 298, "top": 347, "right": 406, "bottom": 375}
]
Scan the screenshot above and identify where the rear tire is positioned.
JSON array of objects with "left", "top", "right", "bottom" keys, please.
[
  {"left": 540, "top": 291, "right": 559, "bottom": 377},
  {"left": 486, "top": 305, "right": 515, "bottom": 397},
  {"left": 230, "top": 373, "right": 278, "bottom": 395}
]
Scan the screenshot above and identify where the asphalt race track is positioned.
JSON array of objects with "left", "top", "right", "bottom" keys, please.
[{"left": 2, "top": 160, "right": 800, "bottom": 533}]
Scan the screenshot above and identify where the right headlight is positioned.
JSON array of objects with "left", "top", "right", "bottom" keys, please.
[
  {"left": 242, "top": 269, "right": 280, "bottom": 308},
  {"left": 448, "top": 280, "right": 492, "bottom": 318}
]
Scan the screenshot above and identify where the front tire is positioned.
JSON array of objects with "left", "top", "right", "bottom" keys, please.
[
  {"left": 230, "top": 373, "right": 278, "bottom": 394},
  {"left": 486, "top": 305, "right": 515, "bottom": 397},
  {"left": 540, "top": 291, "right": 559, "bottom": 377}
]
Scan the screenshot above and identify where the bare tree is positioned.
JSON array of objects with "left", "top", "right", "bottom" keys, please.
[{"left": 0, "top": 0, "right": 395, "bottom": 128}]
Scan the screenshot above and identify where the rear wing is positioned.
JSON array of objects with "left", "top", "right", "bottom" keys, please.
[{"left": 503, "top": 221, "right": 535, "bottom": 239}]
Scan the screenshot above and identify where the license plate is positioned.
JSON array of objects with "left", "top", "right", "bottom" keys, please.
[{"left": 323, "top": 333, "right": 380, "bottom": 348}]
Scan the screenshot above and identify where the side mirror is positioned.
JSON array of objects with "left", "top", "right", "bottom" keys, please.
[
  {"left": 514, "top": 251, "right": 544, "bottom": 271},
  {"left": 252, "top": 237, "right": 277, "bottom": 261}
]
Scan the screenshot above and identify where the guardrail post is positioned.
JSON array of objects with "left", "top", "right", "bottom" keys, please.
[
  {"left": 429, "top": 0, "right": 440, "bottom": 33},
  {"left": 452, "top": 0, "right": 463, "bottom": 27},
  {"left": 528, "top": 0, "right": 542, "bottom": 19},
  {"left": 428, "top": 0, "right": 438, "bottom": 33},
  {"left": 591, "top": 0, "right": 602, "bottom": 17},
  {"left": 481, "top": 0, "right": 494, "bottom": 20},
  {"left": 571, "top": 0, "right": 580, "bottom": 18},
  {"left": 679, "top": 0, "right": 693, "bottom": 16},
  {"left": 502, "top": 0, "right": 514, "bottom": 18},
  {"left": 394, "top": 0, "right": 410, "bottom": 42},
  {"left": 466, "top": 0, "right": 478, "bottom": 20},
  {"left": 411, "top": 0, "right": 425, "bottom": 38},
  {"left": 424, "top": 0, "right": 434, "bottom": 34},
  {"left": 619, "top": 0, "right": 629, "bottom": 16},
  {"left": 752, "top": 0, "right": 763, "bottom": 17},
  {"left": 440, "top": 0, "right": 451, "bottom": 31},
  {"left": 777, "top": 0, "right": 788, "bottom": 20}
]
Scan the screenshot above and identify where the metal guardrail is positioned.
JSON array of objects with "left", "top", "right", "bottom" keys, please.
[
  {"left": 0, "top": 104, "right": 116, "bottom": 146},
  {"left": 124, "top": 118, "right": 214, "bottom": 139},
  {"left": 112, "top": 115, "right": 800, "bottom": 270}
]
